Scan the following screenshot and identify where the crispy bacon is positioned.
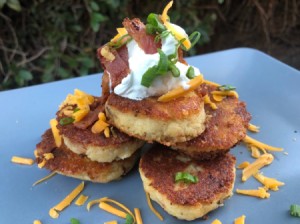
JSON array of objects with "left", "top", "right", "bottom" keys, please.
[{"left": 123, "top": 18, "right": 161, "bottom": 54}]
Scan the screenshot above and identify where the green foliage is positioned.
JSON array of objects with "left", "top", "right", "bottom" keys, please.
[{"left": 0, "top": 0, "right": 219, "bottom": 90}]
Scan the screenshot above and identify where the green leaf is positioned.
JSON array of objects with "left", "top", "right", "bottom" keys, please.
[
  {"left": 175, "top": 172, "right": 198, "bottom": 184},
  {"left": 90, "top": 12, "right": 107, "bottom": 32},
  {"left": 90, "top": 1, "right": 99, "bottom": 11},
  {"left": 7, "top": 0, "right": 21, "bottom": 11},
  {"left": 0, "top": 0, "right": 7, "bottom": 8},
  {"left": 15, "top": 69, "right": 33, "bottom": 86},
  {"left": 125, "top": 214, "right": 134, "bottom": 224},
  {"left": 57, "top": 67, "right": 70, "bottom": 78}
]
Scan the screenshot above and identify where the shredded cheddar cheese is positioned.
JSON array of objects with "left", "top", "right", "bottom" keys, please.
[
  {"left": 248, "top": 123, "right": 260, "bottom": 132},
  {"left": 99, "top": 202, "right": 127, "bottom": 219},
  {"left": 203, "top": 95, "right": 217, "bottom": 110},
  {"left": 212, "top": 94, "right": 225, "bottom": 102},
  {"left": 33, "top": 220, "right": 42, "bottom": 224},
  {"left": 32, "top": 172, "right": 57, "bottom": 186},
  {"left": 34, "top": 149, "right": 38, "bottom": 158},
  {"left": 134, "top": 208, "right": 143, "bottom": 224},
  {"left": 145, "top": 192, "right": 163, "bottom": 221},
  {"left": 236, "top": 187, "right": 270, "bottom": 199},
  {"left": 43, "top": 153, "right": 54, "bottom": 160},
  {"left": 242, "top": 153, "right": 273, "bottom": 182},
  {"left": 211, "top": 219, "right": 222, "bottom": 224},
  {"left": 211, "top": 90, "right": 239, "bottom": 99},
  {"left": 11, "top": 156, "right": 34, "bottom": 165},
  {"left": 101, "top": 45, "right": 115, "bottom": 61},
  {"left": 237, "top": 161, "right": 250, "bottom": 169},
  {"left": 37, "top": 159, "right": 46, "bottom": 168},
  {"left": 50, "top": 119, "right": 61, "bottom": 147},
  {"left": 104, "top": 221, "right": 118, "bottom": 224},
  {"left": 157, "top": 74, "right": 204, "bottom": 102},
  {"left": 161, "top": 1, "right": 173, "bottom": 23},
  {"left": 104, "top": 127, "right": 110, "bottom": 138},
  {"left": 49, "top": 181, "right": 84, "bottom": 218},
  {"left": 110, "top": 27, "right": 128, "bottom": 43},
  {"left": 243, "top": 135, "right": 283, "bottom": 152},
  {"left": 250, "top": 145, "right": 261, "bottom": 158},
  {"left": 91, "top": 119, "right": 109, "bottom": 134},
  {"left": 234, "top": 215, "right": 246, "bottom": 224},
  {"left": 86, "top": 197, "right": 108, "bottom": 211},
  {"left": 203, "top": 79, "right": 220, "bottom": 87},
  {"left": 253, "top": 172, "right": 284, "bottom": 191},
  {"left": 75, "top": 194, "right": 89, "bottom": 206}
]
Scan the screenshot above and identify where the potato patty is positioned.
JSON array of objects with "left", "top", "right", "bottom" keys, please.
[
  {"left": 105, "top": 91, "right": 206, "bottom": 145},
  {"left": 36, "top": 129, "right": 139, "bottom": 183},
  {"left": 139, "top": 145, "right": 236, "bottom": 221},
  {"left": 172, "top": 83, "right": 251, "bottom": 160}
]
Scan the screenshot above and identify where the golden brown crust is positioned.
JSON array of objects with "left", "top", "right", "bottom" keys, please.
[
  {"left": 36, "top": 129, "right": 139, "bottom": 183},
  {"left": 106, "top": 92, "right": 203, "bottom": 121},
  {"left": 173, "top": 83, "right": 251, "bottom": 160},
  {"left": 139, "top": 145, "right": 236, "bottom": 206}
]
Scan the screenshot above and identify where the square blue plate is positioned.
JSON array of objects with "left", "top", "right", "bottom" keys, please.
[{"left": 1, "top": 48, "right": 300, "bottom": 223}]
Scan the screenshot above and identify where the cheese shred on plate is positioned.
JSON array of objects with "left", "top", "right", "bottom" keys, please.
[
  {"left": 203, "top": 95, "right": 217, "bottom": 110},
  {"left": 253, "top": 172, "right": 285, "bottom": 191},
  {"left": 49, "top": 181, "right": 85, "bottom": 218},
  {"left": 145, "top": 192, "right": 163, "bottom": 221},
  {"left": 211, "top": 219, "right": 222, "bottom": 224},
  {"left": 134, "top": 208, "right": 143, "bottom": 224},
  {"left": 32, "top": 171, "right": 57, "bottom": 186},
  {"left": 248, "top": 123, "right": 260, "bottom": 132},
  {"left": 243, "top": 135, "right": 283, "bottom": 152},
  {"left": 236, "top": 187, "right": 270, "bottom": 199},
  {"left": 242, "top": 153, "right": 273, "bottom": 182},
  {"left": 11, "top": 156, "right": 34, "bottom": 165},
  {"left": 234, "top": 215, "right": 246, "bottom": 224},
  {"left": 75, "top": 194, "right": 89, "bottom": 206}
]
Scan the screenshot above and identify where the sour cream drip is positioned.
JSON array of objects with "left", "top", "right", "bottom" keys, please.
[{"left": 114, "top": 33, "right": 200, "bottom": 100}]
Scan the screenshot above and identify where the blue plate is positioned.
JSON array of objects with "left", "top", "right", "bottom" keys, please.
[{"left": 1, "top": 48, "right": 300, "bottom": 223}]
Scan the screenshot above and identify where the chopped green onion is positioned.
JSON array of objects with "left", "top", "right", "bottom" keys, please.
[
  {"left": 188, "top": 31, "right": 201, "bottom": 49},
  {"left": 59, "top": 117, "right": 75, "bottom": 126},
  {"left": 169, "top": 63, "right": 180, "bottom": 77},
  {"left": 73, "top": 107, "right": 80, "bottom": 113},
  {"left": 109, "top": 34, "right": 132, "bottom": 49},
  {"left": 186, "top": 66, "right": 195, "bottom": 79},
  {"left": 154, "top": 30, "right": 171, "bottom": 43},
  {"left": 125, "top": 214, "right": 134, "bottom": 224},
  {"left": 146, "top": 13, "right": 166, "bottom": 35},
  {"left": 141, "top": 49, "right": 169, "bottom": 87},
  {"left": 218, "top": 84, "right": 236, "bottom": 91},
  {"left": 70, "top": 218, "right": 80, "bottom": 224},
  {"left": 290, "top": 204, "right": 300, "bottom": 217},
  {"left": 175, "top": 172, "right": 198, "bottom": 184}
]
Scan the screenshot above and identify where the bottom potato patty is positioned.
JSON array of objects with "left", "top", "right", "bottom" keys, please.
[{"left": 139, "top": 145, "right": 236, "bottom": 221}]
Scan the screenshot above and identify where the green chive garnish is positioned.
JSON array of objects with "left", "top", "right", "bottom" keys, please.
[
  {"left": 218, "top": 84, "right": 236, "bottom": 91},
  {"left": 146, "top": 13, "right": 166, "bottom": 35},
  {"left": 169, "top": 63, "right": 180, "bottom": 77},
  {"left": 175, "top": 172, "right": 198, "bottom": 184},
  {"left": 59, "top": 117, "right": 75, "bottom": 126},
  {"left": 70, "top": 218, "right": 80, "bottom": 224},
  {"left": 73, "top": 107, "right": 80, "bottom": 113},
  {"left": 186, "top": 66, "right": 195, "bottom": 79},
  {"left": 109, "top": 34, "right": 132, "bottom": 49},
  {"left": 125, "top": 214, "right": 134, "bottom": 224},
  {"left": 290, "top": 204, "right": 300, "bottom": 217},
  {"left": 141, "top": 65, "right": 159, "bottom": 87}
]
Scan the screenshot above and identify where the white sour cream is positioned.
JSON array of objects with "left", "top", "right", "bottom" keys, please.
[{"left": 114, "top": 33, "right": 200, "bottom": 100}]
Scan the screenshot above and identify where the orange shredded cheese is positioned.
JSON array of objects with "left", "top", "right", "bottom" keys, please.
[
  {"left": 37, "top": 159, "right": 46, "bottom": 168},
  {"left": 86, "top": 197, "right": 108, "bottom": 211},
  {"left": 101, "top": 45, "right": 115, "bottom": 61},
  {"left": 145, "top": 192, "right": 163, "bottom": 221},
  {"left": 33, "top": 220, "right": 42, "bottom": 224},
  {"left": 212, "top": 94, "right": 225, "bottom": 102},
  {"left": 43, "top": 153, "right": 54, "bottom": 160},
  {"left": 99, "top": 202, "right": 127, "bottom": 219},
  {"left": 237, "top": 161, "right": 250, "bottom": 169},
  {"left": 203, "top": 79, "right": 220, "bottom": 87},
  {"left": 49, "top": 208, "right": 59, "bottom": 219},
  {"left": 11, "top": 156, "right": 34, "bottom": 165},
  {"left": 211, "top": 90, "right": 239, "bottom": 99},
  {"left": 104, "top": 127, "right": 110, "bottom": 138},
  {"left": 203, "top": 95, "right": 217, "bottom": 110},
  {"left": 134, "top": 208, "right": 143, "bottom": 224},
  {"left": 91, "top": 119, "right": 109, "bottom": 134},
  {"left": 98, "top": 112, "right": 107, "bottom": 121},
  {"left": 49, "top": 181, "right": 84, "bottom": 218},
  {"left": 243, "top": 135, "right": 283, "bottom": 152},
  {"left": 75, "top": 194, "right": 89, "bottom": 206},
  {"left": 161, "top": 1, "right": 173, "bottom": 23},
  {"left": 50, "top": 119, "right": 61, "bottom": 147},
  {"left": 250, "top": 145, "right": 261, "bottom": 158},
  {"left": 104, "top": 221, "right": 118, "bottom": 224},
  {"left": 32, "top": 172, "right": 57, "bottom": 186},
  {"left": 34, "top": 149, "right": 38, "bottom": 158},
  {"left": 157, "top": 75, "right": 204, "bottom": 102},
  {"left": 110, "top": 27, "right": 128, "bottom": 43},
  {"left": 236, "top": 187, "right": 270, "bottom": 199},
  {"left": 248, "top": 123, "right": 260, "bottom": 132},
  {"left": 234, "top": 215, "right": 246, "bottom": 224},
  {"left": 242, "top": 153, "right": 273, "bottom": 182},
  {"left": 253, "top": 172, "right": 285, "bottom": 191},
  {"left": 211, "top": 219, "right": 222, "bottom": 224}
]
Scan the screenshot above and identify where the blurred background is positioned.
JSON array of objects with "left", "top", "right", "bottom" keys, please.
[{"left": 0, "top": 0, "right": 299, "bottom": 90}]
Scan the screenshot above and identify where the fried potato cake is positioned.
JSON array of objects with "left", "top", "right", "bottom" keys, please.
[
  {"left": 139, "top": 145, "right": 236, "bottom": 221},
  {"left": 172, "top": 83, "right": 251, "bottom": 160},
  {"left": 36, "top": 129, "right": 139, "bottom": 183},
  {"left": 105, "top": 91, "right": 206, "bottom": 145},
  {"left": 57, "top": 96, "right": 144, "bottom": 163}
]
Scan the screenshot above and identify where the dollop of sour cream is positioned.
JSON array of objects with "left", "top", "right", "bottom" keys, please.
[{"left": 114, "top": 33, "right": 200, "bottom": 100}]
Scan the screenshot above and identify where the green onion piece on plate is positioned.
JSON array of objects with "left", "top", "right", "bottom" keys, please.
[
  {"left": 169, "top": 63, "right": 180, "bottom": 77},
  {"left": 125, "top": 214, "right": 134, "bottom": 224},
  {"left": 290, "top": 204, "right": 300, "bottom": 217},
  {"left": 70, "top": 218, "right": 80, "bottom": 224},
  {"left": 218, "top": 84, "right": 236, "bottom": 91},
  {"left": 175, "top": 172, "right": 198, "bottom": 184},
  {"left": 59, "top": 117, "right": 75, "bottom": 126}
]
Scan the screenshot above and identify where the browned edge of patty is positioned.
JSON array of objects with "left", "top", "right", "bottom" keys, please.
[
  {"left": 36, "top": 129, "right": 139, "bottom": 182},
  {"left": 139, "top": 145, "right": 236, "bottom": 206}
]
